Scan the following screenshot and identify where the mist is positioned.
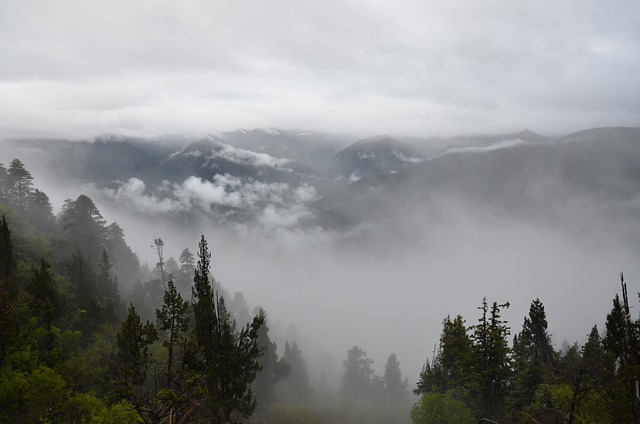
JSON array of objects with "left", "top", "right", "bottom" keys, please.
[{"left": 14, "top": 141, "right": 639, "bottom": 389}]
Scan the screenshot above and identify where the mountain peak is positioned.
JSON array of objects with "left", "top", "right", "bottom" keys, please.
[{"left": 517, "top": 129, "right": 547, "bottom": 143}]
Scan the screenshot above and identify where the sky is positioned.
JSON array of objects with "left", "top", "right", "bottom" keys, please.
[{"left": 1, "top": 0, "right": 639, "bottom": 140}]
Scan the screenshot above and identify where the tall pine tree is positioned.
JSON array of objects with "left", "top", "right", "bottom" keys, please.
[{"left": 191, "top": 234, "right": 265, "bottom": 423}]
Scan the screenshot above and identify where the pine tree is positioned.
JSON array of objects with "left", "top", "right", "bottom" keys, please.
[
  {"left": 28, "top": 259, "right": 59, "bottom": 328},
  {"left": 191, "top": 234, "right": 265, "bottom": 423},
  {"left": 342, "top": 345, "right": 374, "bottom": 399},
  {"left": 509, "top": 299, "right": 556, "bottom": 414},
  {"left": 155, "top": 277, "right": 195, "bottom": 421},
  {"left": 0, "top": 163, "right": 9, "bottom": 202},
  {"left": 7, "top": 158, "right": 34, "bottom": 210},
  {"left": 282, "top": 340, "right": 312, "bottom": 402},
  {"left": 115, "top": 303, "right": 158, "bottom": 414},
  {"left": 59, "top": 194, "right": 107, "bottom": 261},
  {"left": 383, "top": 353, "right": 408, "bottom": 403},
  {"left": 0, "top": 215, "right": 16, "bottom": 280},
  {"left": 157, "top": 278, "right": 190, "bottom": 382},
  {"left": 253, "top": 308, "right": 289, "bottom": 411},
  {"left": 470, "top": 298, "right": 511, "bottom": 421},
  {"left": 28, "top": 189, "right": 55, "bottom": 232}
]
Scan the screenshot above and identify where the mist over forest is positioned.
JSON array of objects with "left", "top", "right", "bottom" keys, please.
[
  {"left": 3, "top": 125, "right": 640, "bottom": 422},
  {"left": 2, "top": 0, "right": 640, "bottom": 422}
]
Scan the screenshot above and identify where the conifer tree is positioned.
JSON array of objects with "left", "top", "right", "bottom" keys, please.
[
  {"left": 59, "top": 194, "right": 107, "bottom": 260},
  {"left": 383, "top": 353, "right": 408, "bottom": 403},
  {"left": 0, "top": 215, "right": 16, "bottom": 280},
  {"left": 253, "top": 308, "right": 289, "bottom": 411},
  {"left": 115, "top": 303, "right": 159, "bottom": 417},
  {"left": 509, "top": 299, "right": 556, "bottom": 414},
  {"left": 7, "top": 158, "right": 33, "bottom": 210},
  {"left": 342, "top": 345, "right": 374, "bottom": 399},
  {"left": 191, "top": 234, "right": 265, "bottom": 423},
  {"left": 470, "top": 298, "right": 511, "bottom": 421},
  {"left": 0, "top": 163, "right": 9, "bottom": 202},
  {"left": 155, "top": 277, "right": 195, "bottom": 421},
  {"left": 282, "top": 340, "right": 312, "bottom": 402},
  {"left": 28, "top": 259, "right": 60, "bottom": 328}
]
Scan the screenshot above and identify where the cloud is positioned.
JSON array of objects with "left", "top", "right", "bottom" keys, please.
[
  {"left": 0, "top": 0, "right": 639, "bottom": 139},
  {"left": 212, "top": 141, "right": 291, "bottom": 170},
  {"left": 93, "top": 174, "right": 319, "bottom": 230}
]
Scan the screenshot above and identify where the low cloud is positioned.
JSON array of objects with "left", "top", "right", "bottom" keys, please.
[{"left": 93, "top": 174, "right": 319, "bottom": 230}]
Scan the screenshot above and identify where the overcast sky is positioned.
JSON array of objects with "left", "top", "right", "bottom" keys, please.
[{"left": 1, "top": 0, "right": 639, "bottom": 140}]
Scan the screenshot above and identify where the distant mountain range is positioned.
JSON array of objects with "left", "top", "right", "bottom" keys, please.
[{"left": 5, "top": 126, "right": 640, "bottom": 237}]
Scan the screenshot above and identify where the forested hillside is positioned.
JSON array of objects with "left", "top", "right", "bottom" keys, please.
[{"left": 0, "top": 158, "right": 413, "bottom": 423}]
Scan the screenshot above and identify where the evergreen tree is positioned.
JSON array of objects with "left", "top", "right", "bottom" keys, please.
[
  {"left": 0, "top": 215, "right": 16, "bottom": 280},
  {"left": 282, "top": 340, "right": 312, "bottom": 402},
  {"left": 105, "top": 222, "right": 141, "bottom": 286},
  {"left": 27, "top": 259, "right": 60, "bottom": 328},
  {"left": 191, "top": 234, "right": 265, "bottom": 423},
  {"left": 0, "top": 163, "right": 9, "bottom": 202},
  {"left": 155, "top": 277, "right": 195, "bottom": 421},
  {"left": 439, "top": 315, "right": 472, "bottom": 396},
  {"left": 156, "top": 278, "right": 190, "bottom": 382},
  {"left": 28, "top": 189, "right": 55, "bottom": 232},
  {"left": 341, "top": 345, "right": 374, "bottom": 399},
  {"left": 253, "top": 308, "right": 289, "bottom": 411},
  {"left": 59, "top": 194, "right": 107, "bottom": 261},
  {"left": 7, "top": 158, "right": 34, "bottom": 210},
  {"left": 115, "top": 303, "right": 158, "bottom": 416},
  {"left": 509, "top": 299, "right": 556, "bottom": 415},
  {"left": 470, "top": 298, "right": 511, "bottom": 421},
  {"left": 383, "top": 353, "right": 408, "bottom": 403}
]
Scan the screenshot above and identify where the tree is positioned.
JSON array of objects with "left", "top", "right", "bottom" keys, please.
[
  {"left": 115, "top": 303, "right": 158, "bottom": 418},
  {"left": 341, "top": 345, "right": 374, "bottom": 399},
  {"left": 470, "top": 298, "right": 512, "bottom": 421},
  {"left": 0, "top": 215, "right": 16, "bottom": 280},
  {"left": 154, "top": 277, "right": 197, "bottom": 422},
  {"left": 253, "top": 308, "right": 290, "bottom": 411},
  {"left": 383, "top": 353, "right": 408, "bottom": 403},
  {"left": 156, "top": 278, "right": 190, "bottom": 383},
  {"left": 0, "top": 163, "right": 9, "bottom": 202},
  {"left": 152, "top": 238, "right": 166, "bottom": 287},
  {"left": 416, "top": 315, "right": 474, "bottom": 399},
  {"left": 282, "top": 340, "right": 312, "bottom": 402},
  {"left": 7, "top": 158, "right": 33, "bottom": 210},
  {"left": 28, "top": 189, "right": 55, "bottom": 232},
  {"left": 509, "top": 299, "right": 556, "bottom": 415},
  {"left": 59, "top": 195, "right": 107, "bottom": 261},
  {"left": 191, "top": 234, "right": 265, "bottom": 423},
  {"left": 106, "top": 222, "right": 141, "bottom": 286},
  {"left": 28, "top": 259, "right": 60, "bottom": 328},
  {"left": 411, "top": 393, "right": 475, "bottom": 424},
  {"left": 179, "top": 248, "right": 195, "bottom": 274}
]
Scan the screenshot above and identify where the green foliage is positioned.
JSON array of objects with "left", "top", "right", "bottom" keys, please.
[
  {"left": 469, "top": 298, "right": 511, "bottom": 420},
  {"left": 27, "top": 258, "right": 60, "bottom": 327},
  {"left": 410, "top": 393, "right": 474, "bottom": 424},
  {"left": 191, "top": 234, "right": 266, "bottom": 423},
  {"left": 115, "top": 303, "right": 158, "bottom": 397},
  {"left": 7, "top": 159, "right": 33, "bottom": 211},
  {"left": 0, "top": 214, "right": 16, "bottom": 279}
]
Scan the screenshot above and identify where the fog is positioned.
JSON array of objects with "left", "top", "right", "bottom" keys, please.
[{"left": 18, "top": 150, "right": 640, "bottom": 389}]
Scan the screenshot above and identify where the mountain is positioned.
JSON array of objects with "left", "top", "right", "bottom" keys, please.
[
  {"left": 159, "top": 136, "right": 301, "bottom": 185},
  {"left": 315, "top": 127, "right": 640, "bottom": 233},
  {"left": 333, "top": 136, "right": 424, "bottom": 182},
  {"left": 4, "top": 126, "right": 639, "bottom": 236},
  {"left": 3, "top": 135, "right": 176, "bottom": 186}
]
